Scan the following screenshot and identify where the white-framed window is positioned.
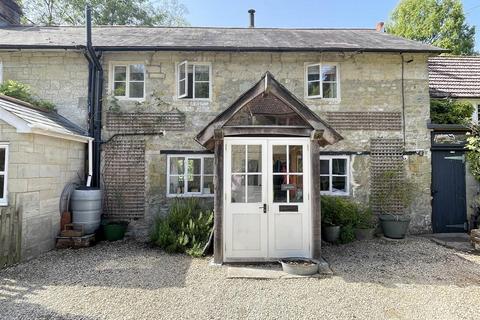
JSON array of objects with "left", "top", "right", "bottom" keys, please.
[
  {"left": 320, "top": 155, "right": 349, "bottom": 196},
  {"left": 110, "top": 63, "right": 145, "bottom": 99},
  {"left": 177, "top": 61, "right": 211, "bottom": 100},
  {"left": 305, "top": 63, "right": 339, "bottom": 99},
  {"left": 167, "top": 154, "right": 214, "bottom": 196},
  {"left": 0, "top": 144, "right": 9, "bottom": 206},
  {"left": 0, "top": 60, "right": 3, "bottom": 84}
]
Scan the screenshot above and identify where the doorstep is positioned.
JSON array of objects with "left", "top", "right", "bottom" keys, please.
[{"left": 425, "top": 233, "right": 473, "bottom": 252}]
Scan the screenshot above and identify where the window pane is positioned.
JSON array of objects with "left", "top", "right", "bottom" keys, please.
[
  {"left": 179, "top": 79, "right": 186, "bottom": 97},
  {"left": 320, "top": 160, "right": 329, "bottom": 175},
  {"left": 320, "top": 176, "right": 330, "bottom": 191},
  {"left": 322, "top": 65, "right": 337, "bottom": 82},
  {"left": 231, "top": 174, "right": 245, "bottom": 203},
  {"left": 232, "top": 145, "right": 246, "bottom": 173},
  {"left": 273, "top": 175, "right": 287, "bottom": 203},
  {"left": 194, "top": 65, "right": 209, "bottom": 81},
  {"left": 203, "top": 175, "right": 214, "bottom": 194},
  {"left": 273, "top": 145, "right": 287, "bottom": 173},
  {"left": 0, "top": 175, "right": 4, "bottom": 198},
  {"left": 332, "top": 159, "right": 346, "bottom": 175},
  {"left": 247, "top": 145, "right": 262, "bottom": 173},
  {"left": 170, "top": 175, "right": 185, "bottom": 194},
  {"left": 289, "top": 145, "right": 303, "bottom": 173},
  {"left": 307, "top": 65, "right": 320, "bottom": 81},
  {"left": 0, "top": 148, "right": 5, "bottom": 171},
  {"left": 204, "top": 157, "right": 214, "bottom": 175},
  {"left": 308, "top": 81, "right": 320, "bottom": 96},
  {"left": 188, "top": 158, "right": 201, "bottom": 175},
  {"left": 187, "top": 175, "right": 201, "bottom": 193},
  {"left": 129, "top": 82, "right": 144, "bottom": 98},
  {"left": 114, "top": 82, "right": 126, "bottom": 96},
  {"left": 332, "top": 176, "right": 347, "bottom": 193},
  {"left": 247, "top": 175, "right": 262, "bottom": 203},
  {"left": 322, "top": 82, "right": 337, "bottom": 98},
  {"left": 170, "top": 157, "right": 184, "bottom": 175},
  {"left": 289, "top": 175, "right": 303, "bottom": 203},
  {"left": 179, "top": 62, "right": 186, "bottom": 80},
  {"left": 130, "top": 64, "right": 145, "bottom": 81},
  {"left": 194, "top": 82, "right": 209, "bottom": 98},
  {"left": 114, "top": 66, "right": 126, "bottom": 81}
]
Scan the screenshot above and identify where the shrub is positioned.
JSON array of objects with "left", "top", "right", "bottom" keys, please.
[
  {"left": 339, "top": 225, "right": 355, "bottom": 244},
  {"left": 0, "top": 80, "right": 55, "bottom": 111},
  {"left": 430, "top": 99, "right": 474, "bottom": 125},
  {"left": 355, "top": 206, "right": 376, "bottom": 229},
  {"left": 150, "top": 198, "right": 213, "bottom": 257}
]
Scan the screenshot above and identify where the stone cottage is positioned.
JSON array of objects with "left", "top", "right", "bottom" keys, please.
[
  {"left": 0, "top": 95, "right": 89, "bottom": 265},
  {"left": 0, "top": 21, "right": 445, "bottom": 263}
]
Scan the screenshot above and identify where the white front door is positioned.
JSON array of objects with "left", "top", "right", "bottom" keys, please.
[{"left": 224, "top": 137, "right": 311, "bottom": 261}]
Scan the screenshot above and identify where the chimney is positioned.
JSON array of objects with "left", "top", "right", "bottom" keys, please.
[
  {"left": 376, "top": 21, "right": 385, "bottom": 32},
  {"left": 248, "top": 9, "right": 255, "bottom": 28},
  {"left": 0, "top": 0, "right": 22, "bottom": 26}
]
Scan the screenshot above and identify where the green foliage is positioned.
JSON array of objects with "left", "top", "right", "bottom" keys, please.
[
  {"left": 339, "top": 225, "right": 356, "bottom": 244},
  {"left": 431, "top": 99, "right": 474, "bottom": 124},
  {"left": 150, "top": 198, "right": 213, "bottom": 257},
  {"left": 355, "top": 206, "right": 376, "bottom": 229},
  {"left": 21, "top": 0, "right": 188, "bottom": 26},
  {"left": 466, "top": 124, "right": 480, "bottom": 182},
  {"left": 0, "top": 80, "right": 55, "bottom": 111},
  {"left": 375, "top": 169, "right": 416, "bottom": 215},
  {"left": 386, "top": 0, "right": 475, "bottom": 55}
]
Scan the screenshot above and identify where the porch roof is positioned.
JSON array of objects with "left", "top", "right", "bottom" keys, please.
[{"left": 195, "top": 72, "right": 342, "bottom": 149}]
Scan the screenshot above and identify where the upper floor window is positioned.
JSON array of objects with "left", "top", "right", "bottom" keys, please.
[
  {"left": 177, "top": 61, "right": 211, "bottom": 100},
  {"left": 0, "top": 144, "right": 9, "bottom": 206},
  {"left": 167, "top": 154, "right": 214, "bottom": 196},
  {"left": 111, "top": 63, "right": 145, "bottom": 99},
  {"left": 306, "top": 63, "right": 339, "bottom": 99},
  {"left": 320, "top": 155, "right": 349, "bottom": 196}
]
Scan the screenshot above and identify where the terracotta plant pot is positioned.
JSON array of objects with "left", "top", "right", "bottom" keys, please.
[
  {"left": 379, "top": 214, "right": 411, "bottom": 239},
  {"left": 322, "top": 225, "right": 340, "bottom": 243},
  {"left": 354, "top": 228, "right": 375, "bottom": 240}
]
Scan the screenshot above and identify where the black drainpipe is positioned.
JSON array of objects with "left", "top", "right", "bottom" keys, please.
[{"left": 85, "top": 5, "right": 104, "bottom": 188}]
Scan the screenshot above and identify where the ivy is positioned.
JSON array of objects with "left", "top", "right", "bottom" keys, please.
[{"left": 466, "top": 125, "right": 480, "bottom": 182}]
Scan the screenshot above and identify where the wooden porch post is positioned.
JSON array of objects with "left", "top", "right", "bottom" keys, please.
[
  {"left": 311, "top": 131, "right": 322, "bottom": 259},
  {"left": 213, "top": 129, "right": 224, "bottom": 264}
]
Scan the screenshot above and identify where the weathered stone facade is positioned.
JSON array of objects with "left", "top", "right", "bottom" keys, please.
[
  {"left": 1, "top": 50, "right": 433, "bottom": 232},
  {"left": 0, "top": 120, "right": 85, "bottom": 260}
]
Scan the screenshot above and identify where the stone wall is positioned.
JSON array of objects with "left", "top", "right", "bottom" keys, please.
[
  {"left": 0, "top": 51, "right": 89, "bottom": 127},
  {"left": 0, "top": 120, "right": 86, "bottom": 261}
]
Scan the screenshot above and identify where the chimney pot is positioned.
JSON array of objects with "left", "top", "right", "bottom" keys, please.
[
  {"left": 248, "top": 9, "right": 255, "bottom": 28},
  {"left": 376, "top": 21, "right": 385, "bottom": 32}
]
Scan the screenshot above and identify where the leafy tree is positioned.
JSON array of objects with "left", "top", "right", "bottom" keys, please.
[
  {"left": 430, "top": 98, "right": 474, "bottom": 124},
  {"left": 20, "top": 0, "right": 188, "bottom": 26},
  {"left": 386, "top": 0, "right": 475, "bottom": 55}
]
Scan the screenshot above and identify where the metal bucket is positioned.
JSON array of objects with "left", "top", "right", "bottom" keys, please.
[{"left": 71, "top": 187, "right": 102, "bottom": 234}]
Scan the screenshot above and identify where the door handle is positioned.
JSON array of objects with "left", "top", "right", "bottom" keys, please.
[{"left": 259, "top": 203, "right": 267, "bottom": 213}]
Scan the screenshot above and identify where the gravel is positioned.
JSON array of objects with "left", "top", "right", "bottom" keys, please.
[{"left": 1, "top": 236, "right": 480, "bottom": 320}]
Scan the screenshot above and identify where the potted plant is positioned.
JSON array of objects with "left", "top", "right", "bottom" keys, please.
[
  {"left": 376, "top": 169, "right": 415, "bottom": 239},
  {"left": 354, "top": 206, "right": 376, "bottom": 240},
  {"left": 103, "top": 220, "right": 129, "bottom": 241},
  {"left": 321, "top": 196, "right": 341, "bottom": 242}
]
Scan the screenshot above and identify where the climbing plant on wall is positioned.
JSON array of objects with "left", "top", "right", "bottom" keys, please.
[{"left": 466, "top": 124, "right": 480, "bottom": 182}]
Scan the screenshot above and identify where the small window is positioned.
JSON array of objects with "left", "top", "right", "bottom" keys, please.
[
  {"left": 167, "top": 155, "right": 214, "bottom": 196},
  {"left": 0, "top": 144, "right": 8, "bottom": 206},
  {"left": 320, "top": 155, "right": 349, "bottom": 195},
  {"left": 177, "top": 61, "right": 211, "bottom": 99},
  {"left": 306, "top": 63, "right": 339, "bottom": 99},
  {"left": 112, "top": 63, "right": 145, "bottom": 99}
]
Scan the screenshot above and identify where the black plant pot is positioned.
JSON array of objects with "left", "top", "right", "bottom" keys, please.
[
  {"left": 379, "top": 214, "right": 411, "bottom": 239},
  {"left": 354, "top": 228, "right": 376, "bottom": 240},
  {"left": 322, "top": 225, "right": 340, "bottom": 243}
]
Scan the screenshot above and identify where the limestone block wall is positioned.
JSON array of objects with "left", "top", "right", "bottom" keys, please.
[
  {"left": 0, "top": 120, "right": 85, "bottom": 261},
  {"left": 0, "top": 51, "right": 89, "bottom": 128},
  {"left": 99, "top": 51, "right": 433, "bottom": 232}
]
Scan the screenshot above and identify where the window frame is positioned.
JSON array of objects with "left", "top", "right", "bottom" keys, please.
[
  {"left": 176, "top": 61, "right": 212, "bottom": 101},
  {"left": 305, "top": 62, "right": 340, "bottom": 100},
  {"left": 109, "top": 62, "right": 146, "bottom": 101},
  {"left": 319, "top": 155, "right": 349, "bottom": 196},
  {"left": 0, "top": 144, "right": 9, "bottom": 206},
  {"left": 166, "top": 154, "right": 215, "bottom": 197}
]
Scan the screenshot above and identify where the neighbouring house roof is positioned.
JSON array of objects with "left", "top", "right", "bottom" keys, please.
[
  {"left": 196, "top": 71, "right": 342, "bottom": 149},
  {"left": 0, "top": 26, "right": 446, "bottom": 53},
  {"left": 0, "top": 95, "right": 90, "bottom": 143},
  {"left": 428, "top": 56, "right": 480, "bottom": 98}
]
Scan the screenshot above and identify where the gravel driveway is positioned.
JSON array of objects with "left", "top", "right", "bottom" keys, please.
[{"left": 1, "top": 236, "right": 480, "bottom": 320}]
